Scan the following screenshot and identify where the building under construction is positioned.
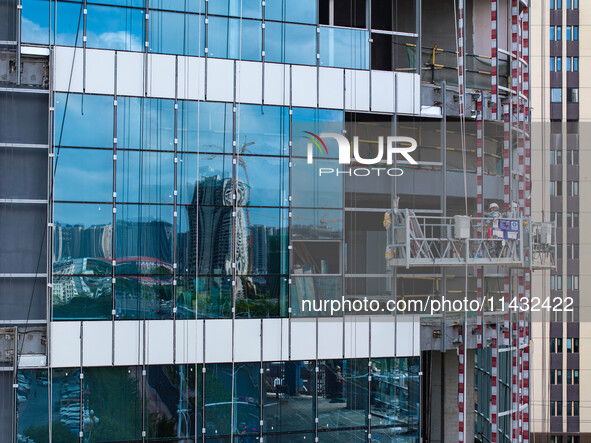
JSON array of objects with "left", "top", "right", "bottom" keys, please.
[{"left": 0, "top": 0, "right": 554, "bottom": 442}]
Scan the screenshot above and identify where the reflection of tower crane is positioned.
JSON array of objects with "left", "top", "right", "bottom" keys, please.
[{"left": 319, "top": 213, "right": 340, "bottom": 229}]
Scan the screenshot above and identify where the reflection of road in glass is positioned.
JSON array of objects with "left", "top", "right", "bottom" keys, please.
[{"left": 16, "top": 371, "right": 49, "bottom": 439}]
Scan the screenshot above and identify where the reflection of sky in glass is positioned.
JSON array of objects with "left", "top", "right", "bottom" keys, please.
[
  {"left": 117, "top": 151, "right": 175, "bottom": 204},
  {"left": 54, "top": 148, "right": 113, "bottom": 202},
  {"left": 178, "top": 102, "right": 233, "bottom": 153},
  {"left": 236, "top": 105, "right": 289, "bottom": 156},
  {"left": 265, "top": 0, "right": 317, "bottom": 24},
  {"left": 54, "top": 203, "right": 112, "bottom": 227},
  {"left": 55, "top": 94, "right": 114, "bottom": 148},
  {"left": 209, "top": 0, "right": 261, "bottom": 19},
  {"left": 21, "top": 0, "right": 49, "bottom": 44},
  {"left": 149, "top": 10, "right": 204, "bottom": 56},
  {"left": 207, "top": 16, "right": 262, "bottom": 61},
  {"left": 86, "top": 5, "right": 144, "bottom": 51},
  {"left": 320, "top": 27, "right": 369, "bottom": 70},
  {"left": 236, "top": 156, "right": 289, "bottom": 207},
  {"left": 265, "top": 22, "right": 317, "bottom": 66}
]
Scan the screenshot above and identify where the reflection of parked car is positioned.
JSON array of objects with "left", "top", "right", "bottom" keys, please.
[{"left": 37, "top": 375, "right": 49, "bottom": 386}]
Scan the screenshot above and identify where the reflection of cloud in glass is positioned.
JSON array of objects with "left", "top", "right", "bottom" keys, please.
[
  {"left": 21, "top": 18, "right": 47, "bottom": 44},
  {"left": 87, "top": 30, "right": 142, "bottom": 52}
]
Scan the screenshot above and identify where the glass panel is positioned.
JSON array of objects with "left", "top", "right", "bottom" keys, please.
[
  {"left": 145, "top": 365, "right": 198, "bottom": 439},
  {"left": 236, "top": 104, "right": 289, "bottom": 156},
  {"left": 193, "top": 205, "right": 234, "bottom": 275},
  {"left": 117, "top": 97, "right": 175, "bottom": 151},
  {"left": 370, "top": 357, "right": 420, "bottom": 436},
  {"left": 177, "top": 153, "right": 233, "bottom": 205},
  {"left": 265, "top": 22, "right": 317, "bottom": 66},
  {"left": 236, "top": 156, "right": 289, "bottom": 207},
  {"left": 115, "top": 204, "right": 174, "bottom": 273},
  {"left": 150, "top": 0, "right": 204, "bottom": 12},
  {"left": 84, "top": 366, "right": 143, "bottom": 441},
  {"left": 292, "top": 109, "right": 344, "bottom": 158},
  {"left": 265, "top": 0, "right": 317, "bottom": 24},
  {"left": 291, "top": 158, "right": 343, "bottom": 209},
  {"left": 207, "top": 17, "right": 262, "bottom": 61},
  {"left": 53, "top": 203, "right": 113, "bottom": 271},
  {"left": 290, "top": 276, "right": 343, "bottom": 317},
  {"left": 233, "top": 363, "right": 261, "bottom": 436},
  {"left": 178, "top": 101, "right": 233, "bottom": 154},
  {"left": 263, "top": 361, "right": 316, "bottom": 433},
  {"left": 345, "top": 211, "right": 388, "bottom": 274},
  {"left": 88, "top": 0, "right": 145, "bottom": 7},
  {"left": 22, "top": 0, "right": 50, "bottom": 44},
  {"left": 52, "top": 368, "right": 81, "bottom": 440},
  {"left": 114, "top": 275, "right": 173, "bottom": 319},
  {"left": 55, "top": 93, "right": 114, "bottom": 148},
  {"left": 320, "top": 430, "right": 367, "bottom": 441},
  {"left": 243, "top": 207, "right": 288, "bottom": 275},
  {"left": 317, "top": 359, "right": 369, "bottom": 430},
  {"left": 54, "top": 148, "right": 113, "bottom": 202},
  {"left": 292, "top": 241, "right": 340, "bottom": 274},
  {"left": 204, "top": 363, "right": 233, "bottom": 437},
  {"left": 235, "top": 275, "right": 288, "bottom": 318},
  {"left": 16, "top": 369, "right": 49, "bottom": 442},
  {"left": 117, "top": 150, "right": 174, "bottom": 204},
  {"left": 320, "top": 27, "right": 369, "bottom": 70},
  {"left": 195, "top": 275, "right": 233, "bottom": 318},
  {"left": 53, "top": 275, "right": 112, "bottom": 320},
  {"left": 56, "top": 1, "right": 84, "bottom": 47},
  {"left": 149, "top": 10, "right": 204, "bottom": 56},
  {"left": 292, "top": 208, "right": 343, "bottom": 240},
  {"left": 87, "top": 5, "right": 144, "bottom": 52},
  {"left": 209, "top": 0, "right": 262, "bottom": 19}
]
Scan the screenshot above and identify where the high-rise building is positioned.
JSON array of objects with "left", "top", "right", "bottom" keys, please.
[
  {"left": 0, "top": 0, "right": 554, "bottom": 442},
  {"left": 530, "top": 0, "right": 585, "bottom": 441}
]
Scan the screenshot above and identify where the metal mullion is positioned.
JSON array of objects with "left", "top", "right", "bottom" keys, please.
[
  {"left": 230, "top": 59, "right": 238, "bottom": 443},
  {"left": 82, "top": 0, "right": 87, "bottom": 93},
  {"left": 261, "top": 0, "right": 265, "bottom": 103},
  {"left": 204, "top": 0, "right": 208, "bottom": 99},
  {"left": 16, "top": 0, "right": 21, "bottom": 85},
  {"left": 11, "top": 327, "right": 18, "bottom": 442},
  {"left": 173, "top": 56, "right": 178, "bottom": 328},
  {"left": 287, "top": 66, "right": 292, "bottom": 356},
  {"left": 112, "top": 53, "right": 118, "bottom": 328},
  {"left": 144, "top": 0, "right": 149, "bottom": 97}
]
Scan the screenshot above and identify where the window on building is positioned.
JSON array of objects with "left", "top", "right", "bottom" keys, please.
[
  {"left": 566, "top": 57, "right": 571, "bottom": 71},
  {"left": 573, "top": 26, "right": 578, "bottom": 40},
  {"left": 573, "top": 57, "right": 578, "bottom": 71},
  {"left": 550, "top": 180, "right": 562, "bottom": 196},
  {"left": 567, "top": 337, "right": 579, "bottom": 352},
  {"left": 550, "top": 150, "right": 562, "bottom": 164},
  {"left": 550, "top": 337, "right": 563, "bottom": 353},
  {"left": 567, "top": 401, "right": 579, "bottom": 416},
  {"left": 566, "top": 274, "right": 578, "bottom": 289},
  {"left": 551, "top": 212, "right": 562, "bottom": 228},
  {"left": 551, "top": 369, "right": 563, "bottom": 384},
  {"left": 567, "top": 88, "right": 579, "bottom": 103},
  {"left": 319, "top": 0, "right": 367, "bottom": 28},
  {"left": 566, "top": 307, "right": 579, "bottom": 322},
  {"left": 566, "top": 243, "right": 579, "bottom": 259},
  {"left": 567, "top": 150, "right": 579, "bottom": 165},
  {"left": 551, "top": 0, "right": 563, "bottom": 9},
  {"left": 551, "top": 88, "right": 562, "bottom": 103},
  {"left": 566, "top": 369, "right": 579, "bottom": 384},
  {"left": 567, "top": 181, "right": 579, "bottom": 196},
  {"left": 550, "top": 57, "right": 556, "bottom": 72},
  {"left": 551, "top": 401, "right": 563, "bottom": 416},
  {"left": 557, "top": 57, "right": 562, "bottom": 71},
  {"left": 566, "top": 213, "right": 578, "bottom": 228}
]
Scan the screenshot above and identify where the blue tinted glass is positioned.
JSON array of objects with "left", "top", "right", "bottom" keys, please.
[
  {"left": 53, "top": 202, "right": 113, "bottom": 269},
  {"left": 54, "top": 148, "right": 113, "bottom": 202},
  {"left": 22, "top": 0, "right": 50, "bottom": 44},
  {"left": 205, "top": 364, "right": 232, "bottom": 436},
  {"left": 117, "top": 150, "right": 174, "bottom": 204},
  {"left": 55, "top": 93, "right": 114, "bottom": 148},
  {"left": 149, "top": 10, "right": 204, "bottom": 56},
  {"left": 574, "top": 57, "right": 578, "bottom": 71},
  {"left": 150, "top": 0, "right": 204, "bottom": 12},
  {"left": 178, "top": 101, "right": 233, "bottom": 153},
  {"left": 232, "top": 363, "right": 261, "bottom": 432},
  {"left": 195, "top": 276, "right": 232, "bottom": 317},
  {"left": 88, "top": 0, "right": 145, "bottom": 6},
  {"left": 265, "top": 21, "right": 317, "bottom": 65},
  {"left": 290, "top": 276, "right": 342, "bottom": 316},
  {"left": 550, "top": 58, "right": 555, "bottom": 72},
  {"left": 292, "top": 208, "right": 343, "bottom": 239},
  {"left": 17, "top": 370, "right": 49, "bottom": 441},
  {"left": 118, "top": 97, "right": 175, "bottom": 150},
  {"left": 236, "top": 105, "right": 289, "bottom": 155},
  {"left": 115, "top": 204, "right": 174, "bottom": 273},
  {"left": 240, "top": 207, "right": 288, "bottom": 274},
  {"left": 87, "top": 5, "right": 144, "bottom": 51},
  {"left": 292, "top": 109, "right": 344, "bottom": 158},
  {"left": 320, "top": 27, "right": 369, "bottom": 69},
  {"left": 196, "top": 205, "right": 234, "bottom": 275},
  {"left": 291, "top": 157, "right": 343, "bottom": 208},
  {"left": 83, "top": 367, "right": 143, "bottom": 439},
  {"left": 567, "top": 27, "right": 571, "bottom": 40},
  {"left": 237, "top": 156, "right": 289, "bottom": 206},
  {"left": 557, "top": 0, "right": 562, "bottom": 7},
  {"left": 567, "top": 57, "right": 571, "bottom": 71},
  {"left": 56, "top": 1, "right": 84, "bottom": 47},
  {"left": 574, "top": 27, "right": 578, "bottom": 40},
  {"left": 550, "top": 27, "right": 555, "bottom": 40},
  {"left": 557, "top": 57, "right": 562, "bottom": 71},
  {"left": 53, "top": 275, "right": 113, "bottom": 319},
  {"left": 266, "top": 0, "right": 316, "bottom": 24},
  {"left": 557, "top": 26, "right": 562, "bottom": 40},
  {"left": 208, "top": 17, "right": 262, "bottom": 61},
  {"left": 236, "top": 275, "right": 288, "bottom": 317},
  {"left": 177, "top": 153, "right": 232, "bottom": 205},
  {"left": 209, "top": 0, "right": 262, "bottom": 19},
  {"left": 114, "top": 275, "right": 173, "bottom": 318}
]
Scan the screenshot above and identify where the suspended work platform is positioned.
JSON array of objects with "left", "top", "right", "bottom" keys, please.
[{"left": 384, "top": 209, "right": 556, "bottom": 270}]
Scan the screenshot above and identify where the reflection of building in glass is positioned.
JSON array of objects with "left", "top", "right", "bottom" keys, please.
[{"left": 54, "top": 223, "right": 112, "bottom": 262}]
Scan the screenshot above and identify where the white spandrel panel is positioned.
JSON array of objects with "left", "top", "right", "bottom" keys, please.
[
  {"left": 175, "top": 320, "right": 204, "bottom": 364},
  {"left": 236, "top": 61, "right": 263, "bottom": 104},
  {"left": 178, "top": 56, "right": 205, "bottom": 100},
  {"left": 148, "top": 53, "right": 176, "bottom": 99},
  {"left": 290, "top": 318, "right": 317, "bottom": 361},
  {"left": 206, "top": 58, "right": 234, "bottom": 102},
  {"left": 371, "top": 70, "right": 395, "bottom": 113},
  {"left": 395, "top": 317, "right": 420, "bottom": 357},
  {"left": 344, "top": 316, "right": 370, "bottom": 359},
  {"left": 117, "top": 51, "right": 144, "bottom": 97},
  {"left": 146, "top": 320, "right": 174, "bottom": 365},
  {"left": 205, "top": 319, "right": 232, "bottom": 363},
  {"left": 396, "top": 72, "right": 420, "bottom": 115},
  {"left": 370, "top": 317, "right": 396, "bottom": 358},
  {"left": 263, "top": 63, "right": 289, "bottom": 106},
  {"left": 234, "top": 319, "right": 261, "bottom": 362},
  {"left": 318, "top": 67, "right": 344, "bottom": 109},
  {"left": 113, "top": 320, "right": 142, "bottom": 366},
  {"left": 262, "top": 318, "right": 284, "bottom": 362},
  {"left": 54, "top": 46, "right": 83, "bottom": 93},
  {"left": 291, "top": 65, "right": 317, "bottom": 108},
  {"left": 85, "top": 49, "right": 115, "bottom": 95},
  {"left": 50, "top": 321, "right": 81, "bottom": 368},
  {"left": 82, "top": 321, "right": 112, "bottom": 366},
  {"left": 344, "top": 70, "right": 370, "bottom": 111},
  {"left": 317, "top": 317, "right": 343, "bottom": 359}
]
